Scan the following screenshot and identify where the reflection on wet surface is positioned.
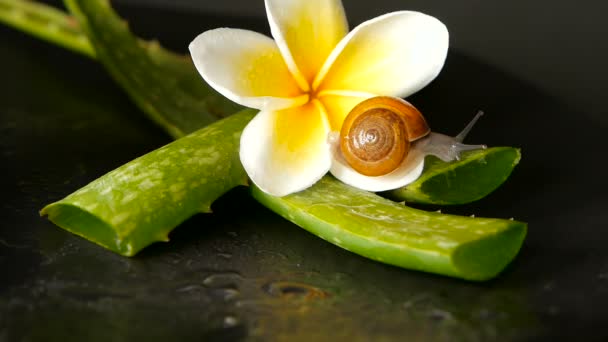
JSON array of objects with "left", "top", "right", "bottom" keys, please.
[
  {"left": 1, "top": 190, "right": 540, "bottom": 341},
  {"left": 262, "top": 281, "right": 329, "bottom": 300}
]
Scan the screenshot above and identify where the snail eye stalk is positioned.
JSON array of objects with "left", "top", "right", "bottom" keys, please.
[
  {"left": 455, "top": 110, "right": 485, "bottom": 142},
  {"left": 415, "top": 110, "right": 487, "bottom": 162}
]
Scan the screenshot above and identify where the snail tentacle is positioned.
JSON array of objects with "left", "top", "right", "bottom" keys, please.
[
  {"left": 455, "top": 110, "right": 484, "bottom": 142},
  {"left": 415, "top": 110, "right": 487, "bottom": 162}
]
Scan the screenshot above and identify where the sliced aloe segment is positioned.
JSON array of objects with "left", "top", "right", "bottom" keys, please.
[
  {"left": 63, "top": 0, "right": 241, "bottom": 138},
  {"left": 21, "top": 0, "right": 526, "bottom": 279},
  {"left": 0, "top": 0, "right": 94, "bottom": 57},
  {"left": 41, "top": 110, "right": 255, "bottom": 256},
  {"left": 388, "top": 147, "right": 521, "bottom": 205},
  {"left": 253, "top": 176, "right": 526, "bottom": 281}
]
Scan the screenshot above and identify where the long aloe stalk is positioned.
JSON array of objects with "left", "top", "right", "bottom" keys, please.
[
  {"left": 1, "top": 0, "right": 526, "bottom": 280},
  {"left": 0, "top": 0, "right": 94, "bottom": 57},
  {"left": 254, "top": 177, "right": 525, "bottom": 281}
]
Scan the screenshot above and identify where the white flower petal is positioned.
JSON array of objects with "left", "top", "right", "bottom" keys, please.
[
  {"left": 329, "top": 133, "right": 426, "bottom": 192},
  {"left": 314, "top": 11, "right": 449, "bottom": 98},
  {"left": 189, "top": 28, "right": 307, "bottom": 110},
  {"left": 265, "top": 0, "right": 348, "bottom": 90},
  {"left": 240, "top": 102, "right": 331, "bottom": 197}
]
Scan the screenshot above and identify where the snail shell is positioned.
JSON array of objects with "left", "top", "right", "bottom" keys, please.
[{"left": 339, "top": 97, "right": 431, "bottom": 177}]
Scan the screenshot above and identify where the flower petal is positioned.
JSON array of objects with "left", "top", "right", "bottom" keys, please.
[
  {"left": 265, "top": 0, "right": 348, "bottom": 90},
  {"left": 240, "top": 102, "right": 331, "bottom": 196},
  {"left": 329, "top": 134, "right": 426, "bottom": 192},
  {"left": 318, "top": 90, "right": 376, "bottom": 131},
  {"left": 189, "top": 28, "right": 307, "bottom": 110},
  {"left": 314, "top": 11, "right": 449, "bottom": 98}
]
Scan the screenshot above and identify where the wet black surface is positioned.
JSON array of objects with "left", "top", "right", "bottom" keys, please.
[{"left": 1, "top": 3, "right": 608, "bottom": 341}]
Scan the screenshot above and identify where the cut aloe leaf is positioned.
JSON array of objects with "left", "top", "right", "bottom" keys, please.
[
  {"left": 17, "top": 0, "right": 526, "bottom": 279},
  {"left": 387, "top": 147, "right": 521, "bottom": 205},
  {"left": 63, "top": 0, "right": 242, "bottom": 138},
  {"left": 1, "top": 0, "right": 237, "bottom": 138},
  {"left": 253, "top": 176, "right": 526, "bottom": 281},
  {"left": 41, "top": 110, "right": 255, "bottom": 256},
  {"left": 0, "top": 0, "right": 94, "bottom": 57}
]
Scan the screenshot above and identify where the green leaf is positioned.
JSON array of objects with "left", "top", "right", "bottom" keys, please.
[
  {"left": 63, "top": 0, "right": 241, "bottom": 139},
  {"left": 253, "top": 176, "right": 526, "bottom": 281},
  {"left": 387, "top": 147, "right": 521, "bottom": 205},
  {"left": 41, "top": 110, "right": 255, "bottom": 256}
]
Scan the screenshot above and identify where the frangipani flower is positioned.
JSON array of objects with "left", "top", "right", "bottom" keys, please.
[{"left": 189, "top": 0, "right": 449, "bottom": 196}]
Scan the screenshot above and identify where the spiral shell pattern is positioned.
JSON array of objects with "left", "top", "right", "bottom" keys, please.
[{"left": 339, "top": 97, "right": 430, "bottom": 177}]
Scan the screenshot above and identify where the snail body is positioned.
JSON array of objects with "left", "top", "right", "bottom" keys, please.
[
  {"left": 336, "top": 96, "right": 486, "bottom": 185},
  {"left": 339, "top": 97, "right": 430, "bottom": 176}
]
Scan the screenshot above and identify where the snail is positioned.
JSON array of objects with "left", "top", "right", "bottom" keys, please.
[
  {"left": 339, "top": 97, "right": 431, "bottom": 177},
  {"left": 330, "top": 96, "right": 486, "bottom": 191}
]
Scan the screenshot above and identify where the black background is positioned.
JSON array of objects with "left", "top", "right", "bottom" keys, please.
[{"left": 2, "top": 0, "right": 608, "bottom": 341}]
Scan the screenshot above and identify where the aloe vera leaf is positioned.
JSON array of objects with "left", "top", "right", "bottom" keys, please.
[
  {"left": 0, "top": 0, "right": 94, "bottom": 57},
  {"left": 41, "top": 110, "right": 255, "bottom": 256},
  {"left": 252, "top": 176, "right": 526, "bottom": 281},
  {"left": 32, "top": 0, "right": 526, "bottom": 279},
  {"left": 387, "top": 147, "right": 521, "bottom": 205},
  {"left": 0, "top": 0, "right": 239, "bottom": 137},
  {"left": 63, "top": 0, "right": 241, "bottom": 139}
]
